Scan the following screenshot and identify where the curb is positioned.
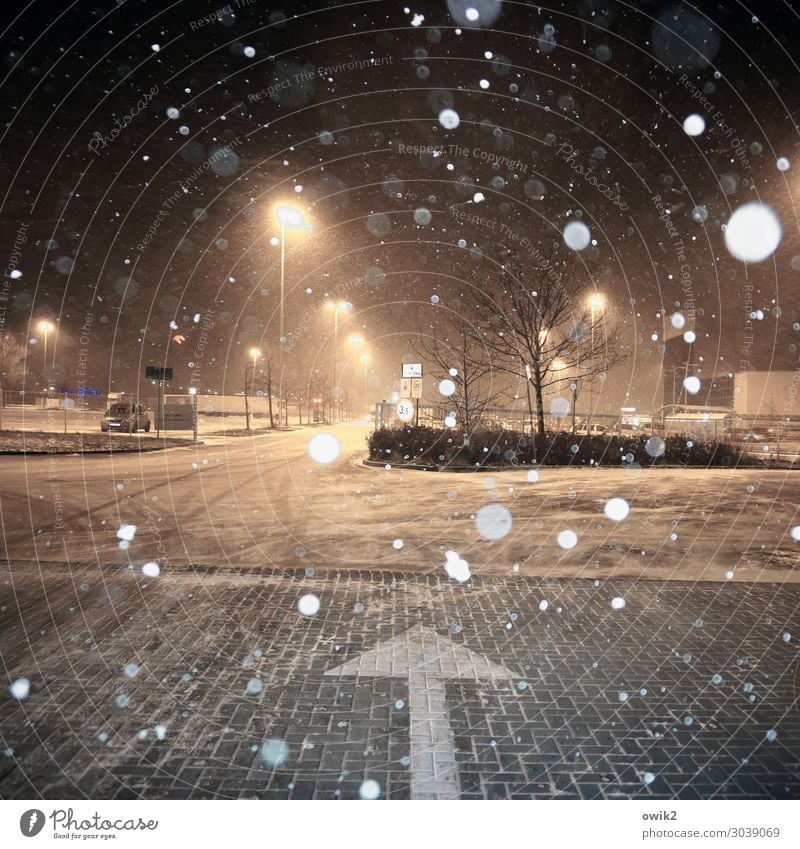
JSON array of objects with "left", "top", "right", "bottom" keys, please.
[{"left": 362, "top": 458, "right": 797, "bottom": 473}]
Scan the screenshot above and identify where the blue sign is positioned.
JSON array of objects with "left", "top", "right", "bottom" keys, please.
[{"left": 57, "top": 387, "right": 103, "bottom": 396}]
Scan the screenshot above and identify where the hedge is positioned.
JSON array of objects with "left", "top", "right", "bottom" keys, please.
[{"left": 367, "top": 426, "right": 754, "bottom": 468}]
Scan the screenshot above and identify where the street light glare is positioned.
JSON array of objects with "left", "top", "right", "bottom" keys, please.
[
  {"left": 274, "top": 203, "right": 305, "bottom": 229},
  {"left": 589, "top": 293, "right": 606, "bottom": 310},
  {"left": 349, "top": 334, "right": 363, "bottom": 345},
  {"left": 326, "top": 299, "right": 351, "bottom": 311},
  {"left": 249, "top": 347, "right": 261, "bottom": 359},
  {"left": 37, "top": 320, "right": 54, "bottom": 333}
]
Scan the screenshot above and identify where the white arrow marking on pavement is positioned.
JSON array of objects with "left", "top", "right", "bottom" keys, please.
[{"left": 324, "top": 625, "right": 516, "bottom": 799}]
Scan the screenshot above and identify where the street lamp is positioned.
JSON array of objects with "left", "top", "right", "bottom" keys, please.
[
  {"left": 273, "top": 203, "right": 307, "bottom": 427},
  {"left": 587, "top": 293, "right": 606, "bottom": 427},
  {"left": 37, "top": 320, "right": 55, "bottom": 394},
  {"left": 327, "top": 300, "right": 351, "bottom": 422},
  {"left": 361, "top": 353, "right": 369, "bottom": 409},
  {"left": 349, "top": 334, "right": 363, "bottom": 417},
  {"left": 245, "top": 347, "right": 260, "bottom": 430}
]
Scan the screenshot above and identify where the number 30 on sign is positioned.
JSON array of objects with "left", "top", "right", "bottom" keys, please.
[{"left": 396, "top": 399, "right": 414, "bottom": 422}]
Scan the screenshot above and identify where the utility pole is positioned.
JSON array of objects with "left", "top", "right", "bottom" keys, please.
[{"left": 244, "top": 363, "right": 251, "bottom": 431}]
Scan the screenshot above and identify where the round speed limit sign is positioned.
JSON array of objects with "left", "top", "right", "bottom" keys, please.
[{"left": 396, "top": 399, "right": 414, "bottom": 422}]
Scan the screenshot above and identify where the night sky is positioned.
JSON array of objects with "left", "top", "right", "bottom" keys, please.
[{"left": 2, "top": 0, "right": 799, "bottom": 413}]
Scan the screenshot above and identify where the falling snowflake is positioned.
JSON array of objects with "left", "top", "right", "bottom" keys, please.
[
  {"left": 443, "top": 550, "right": 471, "bottom": 582},
  {"left": 557, "top": 530, "right": 578, "bottom": 549},
  {"left": 438, "top": 108, "right": 460, "bottom": 129},
  {"left": 475, "top": 504, "right": 512, "bottom": 540},
  {"left": 260, "top": 738, "right": 290, "bottom": 767},
  {"left": 724, "top": 203, "right": 782, "bottom": 263},
  {"left": 9, "top": 678, "right": 30, "bottom": 700},
  {"left": 308, "top": 433, "right": 340, "bottom": 464},
  {"left": 116, "top": 523, "right": 137, "bottom": 542},
  {"left": 682, "top": 114, "right": 705, "bottom": 136},
  {"left": 604, "top": 498, "right": 629, "bottom": 521},
  {"left": 359, "top": 779, "right": 381, "bottom": 799},
  {"left": 563, "top": 221, "right": 591, "bottom": 251},
  {"left": 297, "top": 594, "right": 321, "bottom": 617}
]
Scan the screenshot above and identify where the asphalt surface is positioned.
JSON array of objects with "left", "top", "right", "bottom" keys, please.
[
  {"left": 0, "top": 423, "right": 799, "bottom": 582},
  {"left": 1, "top": 424, "right": 798, "bottom": 800}
]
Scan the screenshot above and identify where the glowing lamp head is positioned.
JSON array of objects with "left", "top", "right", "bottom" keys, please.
[
  {"left": 275, "top": 205, "right": 304, "bottom": 229},
  {"left": 589, "top": 294, "right": 606, "bottom": 311},
  {"left": 249, "top": 347, "right": 261, "bottom": 359},
  {"left": 37, "top": 320, "right": 54, "bottom": 334}
]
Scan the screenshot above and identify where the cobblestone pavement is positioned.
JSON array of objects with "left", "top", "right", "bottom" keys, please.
[{"left": 1, "top": 561, "right": 798, "bottom": 800}]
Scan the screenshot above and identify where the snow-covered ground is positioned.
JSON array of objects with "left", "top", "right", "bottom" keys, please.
[
  {"left": 0, "top": 405, "right": 316, "bottom": 435},
  {"left": 0, "top": 431, "right": 194, "bottom": 453},
  {"left": 1, "top": 424, "right": 798, "bottom": 584}
]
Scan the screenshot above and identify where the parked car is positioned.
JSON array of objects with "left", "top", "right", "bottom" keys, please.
[
  {"left": 741, "top": 426, "right": 778, "bottom": 442},
  {"left": 101, "top": 402, "right": 151, "bottom": 433},
  {"left": 573, "top": 423, "right": 609, "bottom": 437},
  {"left": 741, "top": 431, "right": 763, "bottom": 442}
]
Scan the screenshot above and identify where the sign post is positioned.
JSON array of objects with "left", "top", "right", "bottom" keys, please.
[
  {"left": 401, "top": 363, "right": 423, "bottom": 426},
  {"left": 189, "top": 388, "right": 199, "bottom": 443},
  {"left": 145, "top": 366, "right": 173, "bottom": 438}
]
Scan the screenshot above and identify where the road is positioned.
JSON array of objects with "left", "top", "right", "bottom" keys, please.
[
  {"left": 1, "top": 424, "right": 798, "bottom": 801},
  {"left": 1, "top": 422, "right": 799, "bottom": 582}
]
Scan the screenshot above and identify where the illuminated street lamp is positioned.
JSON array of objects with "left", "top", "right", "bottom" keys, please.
[
  {"left": 37, "top": 320, "right": 55, "bottom": 392},
  {"left": 587, "top": 293, "right": 606, "bottom": 427},
  {"left": 349, "top": 334, "right": 364, "bottom": 420},
  {"left": 361, "top": 353, "right": 369, "bottom": 408},
  {"left": 327, "top": 300, "right": 351, "bottom": 422},
  {"left": 273, "top": 203, "right": 308, "bottom": 427},
  {"left": 349, "top": 334, "right": 363, "bottom": 410},
  {"left": 245, "top": 347, "right": 260, "bottom": 430}
]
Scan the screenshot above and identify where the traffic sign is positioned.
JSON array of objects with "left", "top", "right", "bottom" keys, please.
[
  {"left": 145, "top": 366, "right": 173, "bottom": 380},
  {"left": 396, "top": 399, "right": 414, "bottom": 422},
  {"left": 401, "top": 378, "right": 422, "bottom": 399}
]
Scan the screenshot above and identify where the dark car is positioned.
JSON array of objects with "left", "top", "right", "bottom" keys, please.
[{"left": 101, "top": 402, "right": 151, "bottom": 433}]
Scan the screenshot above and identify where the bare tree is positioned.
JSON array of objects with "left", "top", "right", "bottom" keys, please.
[
  {"left": 0, "top": 333, "right": 28, "bottom": 405},
  {"left": 473, "top": 244, "right": 625, "bottom": 435},
  {"left": 415, "top": 311, "right": 507, "bottom": 428}
]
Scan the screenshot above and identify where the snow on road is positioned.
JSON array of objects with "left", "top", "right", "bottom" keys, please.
[{"left": 0, "top": 424, "right": 798, "bottom": 583}]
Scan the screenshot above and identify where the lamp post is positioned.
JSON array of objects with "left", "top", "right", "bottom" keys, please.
[
  {"left": 587, "top": 293, "right": 605, "bottom": 428},
  {"left": 361, "top": 353, "right": 369, "bottom": 409},
  {"left": 274, "top": 204, "right": 307, "bottom": 427},
  {"left": 37, "top": 320, "right": 54, "bottom": 396},
  {"left": 349, "top": 334, "right": 363, "bottom": 419},
  {"left": 247, "top": 347, "right": 260, "bottom": 430},
  {"left": 327, "top": 300, "right": 351, "bottom": 422}
]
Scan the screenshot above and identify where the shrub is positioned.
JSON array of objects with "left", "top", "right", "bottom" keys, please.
[{"left": 367, "top": 427, "right": 751, "bottom": 468}]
